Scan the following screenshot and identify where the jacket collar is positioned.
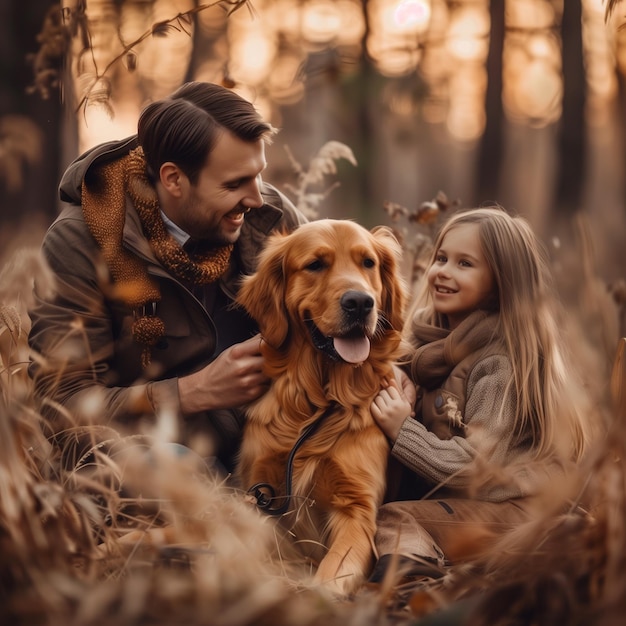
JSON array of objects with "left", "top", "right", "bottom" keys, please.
[{"left": 60, "top": 136, "right": 139, "bottom": 204}]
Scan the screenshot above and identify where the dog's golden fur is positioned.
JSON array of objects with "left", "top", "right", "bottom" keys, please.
[{"left": 236, "top": 219, "right": 406, "bottom": 594}]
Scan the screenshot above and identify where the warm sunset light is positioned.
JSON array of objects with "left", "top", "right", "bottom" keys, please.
[
  {"left": 69, "top": 0, "right": 624, "bottom": 150},
  {"left": 446, "top": 6, "right": 489, "bottom": 61},
  {"left": 302, "top": 0, "right": 342, "bottom": 44},
  {"left": 79, "top": 105, "right": 138, "bottom": 146},
  {"left": 393, "top": 0, "right": 431, "bottom": 32},
  {"left": 230, "top": 28, "right": 276, "bottom": 84},
  {"left": 367, "top": 0, "right": 432, "bottom": 75}
]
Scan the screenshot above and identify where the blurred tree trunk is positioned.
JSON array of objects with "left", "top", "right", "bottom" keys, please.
[
  {"left": 184, "top": 0, "right": 202, "bottom": 82},
  {"left": 356, "top": 0, "right": 377, "bottom": 219},
  {"left": 337, "top": 0, "right": 381, "bottom": 224},
  {"left": 0, "top": 0, "right": 62, "bottom": 228},
  {"left": 553, "top": 0, "right": 586, "bottom": 217},
  {"left": 617, "top": 69, "right": 626, "bottom": 208},
  {"left": 475, "top": 0, "right": 505, "bottom": 205}
]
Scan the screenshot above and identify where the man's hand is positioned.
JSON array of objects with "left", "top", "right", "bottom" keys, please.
[{"left": 178, "top": 334, "right": 270, "bottom": 414}]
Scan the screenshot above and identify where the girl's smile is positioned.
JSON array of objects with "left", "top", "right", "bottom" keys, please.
[{"left": 427, "top": 222, "right": 496, "bottom": 329}]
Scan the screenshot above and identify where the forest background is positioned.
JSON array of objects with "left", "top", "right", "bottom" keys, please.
[
  {"left": 1, "top": 2, "right": 626, "bottom": 624},
  {"left": 2, "top": 0, "right": 625, "bottom": 296}
]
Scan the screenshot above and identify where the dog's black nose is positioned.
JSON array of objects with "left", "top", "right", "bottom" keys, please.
[{"left": 341, "top": 290, "right": 374, "bottom": 319}]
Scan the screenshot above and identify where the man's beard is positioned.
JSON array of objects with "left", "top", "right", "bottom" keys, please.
[{"left": 184, "top": 201, "right": 245, "bottom": 246}]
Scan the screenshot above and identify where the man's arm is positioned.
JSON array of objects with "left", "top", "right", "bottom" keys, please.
[
  {"left": 29, "top": 210, "right": 273, "bottom": 435},
  {"left": 28, "top": 213, "right": 172, "bottom": 429}
]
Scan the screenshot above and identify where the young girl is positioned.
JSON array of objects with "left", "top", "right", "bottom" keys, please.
[{"left": 369, "top": 205, "right": 588, "bottom": 582}]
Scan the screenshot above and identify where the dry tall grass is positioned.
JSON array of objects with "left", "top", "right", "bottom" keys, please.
[{"left": 1, "top": 211, "right": 625, "bottom": 626}]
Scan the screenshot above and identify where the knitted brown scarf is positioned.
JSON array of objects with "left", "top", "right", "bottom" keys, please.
[
  {"left": 82, "top": 146, "right": 233, "bottom": 367},
  {"left": 409, "top": 310, "right": 501, "bottom": 389}
]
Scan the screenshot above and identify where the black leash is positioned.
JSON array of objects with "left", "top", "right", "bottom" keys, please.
[{"left": 247, "top": 402, "right": 338, "bottom": 516}]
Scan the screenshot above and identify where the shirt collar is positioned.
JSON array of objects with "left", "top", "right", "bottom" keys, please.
[{"left": 161, "top": 211, "right": 190, "bottom": 247}]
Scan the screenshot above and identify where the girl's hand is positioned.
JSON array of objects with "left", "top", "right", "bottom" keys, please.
[
  {"left": 393, "top": 365, "right": 417, "bottom": 406},
  {"left": 371, "top": 379, "right": 414, "bottom": 442}
]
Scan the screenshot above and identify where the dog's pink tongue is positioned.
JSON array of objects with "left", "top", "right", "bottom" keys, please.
[{"left": 333, "top": 336, "right": 371, "bottom": 364}]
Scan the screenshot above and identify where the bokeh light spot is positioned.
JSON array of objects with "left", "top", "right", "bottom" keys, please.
[{"left": 393, "top": 0, "right": 431, "bottom": 31}]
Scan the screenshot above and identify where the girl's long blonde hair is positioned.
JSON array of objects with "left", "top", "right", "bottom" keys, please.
[{"left": 409, "top": 206, "right": 587, "bottom": 461}]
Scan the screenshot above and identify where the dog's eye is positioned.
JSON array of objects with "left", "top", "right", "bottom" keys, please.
[
  {"left": 363, "top": 257, "right": 376, "bottom": 269},
  {"left": 305, "top": 259, "right": 325, "bottom": 272}
]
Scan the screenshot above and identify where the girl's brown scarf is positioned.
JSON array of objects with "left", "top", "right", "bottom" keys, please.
[
  {"left": 81, "top": 146, "right": 233, "bottom": 367},
  {"left": 409, "top": 310, "right": 501, "bottom": 389}
]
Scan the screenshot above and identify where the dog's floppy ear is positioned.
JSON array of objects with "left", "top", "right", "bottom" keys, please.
[
  {"left": 237, "top": 232, "right": 291, "bottom": 348},
  {"left": 371, "top": 225, "right": 407, "bottom": 332}
]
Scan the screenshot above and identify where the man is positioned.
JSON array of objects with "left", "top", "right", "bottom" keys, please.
[{"left": 28, "top": 82, "right": 307, "bottom": 472}]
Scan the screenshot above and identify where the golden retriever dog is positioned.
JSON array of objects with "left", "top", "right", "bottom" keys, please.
[{"left": 235, "top": 219, "right": 406, "bottom": 595}]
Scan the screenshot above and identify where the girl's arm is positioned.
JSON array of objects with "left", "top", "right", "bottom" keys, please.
[{"left": 386, "top": 355, "right": 529, "bottom": 500}]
